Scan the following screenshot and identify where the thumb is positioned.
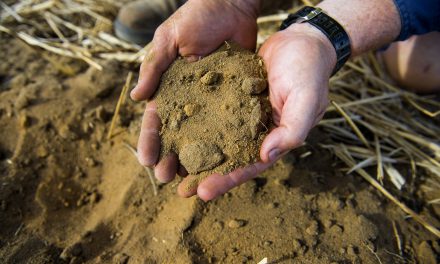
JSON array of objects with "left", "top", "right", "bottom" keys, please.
[
  {"left": 260, "top": 91, "right": 319, "bottom": 163},
  {"left": 131, "top": 25, "right": 177, "bottom": 101}
]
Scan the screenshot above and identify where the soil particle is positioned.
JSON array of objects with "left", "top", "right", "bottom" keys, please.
[
  {"left": 114, "top": 253, "right": 130, "bottom": 264},
  {"left": 241, "top": 77, "right": 267, "bottom": 95},
  {"left": 154, "top": 43, "right": 271, "bottom": 183},
  {"left": 179, "top": 141, "right": 224, "bottom": 174},
  {"left": 273, "top": 217, "right": 283, "bottom": 225},
  {"left": 265, "top": 202, "right": 278, "bottom": 209},
  {"left": 60, "top": 243, "right": 82, "bottom": 260},
  {"left": 183, "top": 104, "right": 200, "bottom": 117},
  {"left": 292, "top": 239, "right": 302, "bottom": 252},
  {"left": 356, "top": 215, "right": 378, "bottom": 241},
  {"left": 228, "top": 219, "right": 246, "bottom": 229},
  {"left": 94, "top": 106, "right": 110, "bottom": 122},
  {"left": 58, "top": 125, "right": 77, "bottom": 140},
  {"left": 15, "top": 94, "right": 32, "bottom": 110},
  {"left": 322, "top": 219, "right": 334, "bottom": 229},
  {"left": 36, "top": 145, "right": 49, "bottom": 158},
  {"left": 200, "top": 71, "right": 221, "bottom": 86},
  {"left": 329, "top": 224, "right": 343, "bottom": 235},
  {"left": 347, "top": 245, "right": 358, "bottom": 256},
  {"left": 263, "top": 240, "right": 272, "bottom": 247},
  {"left": 212, "top": 221, "right": 224, "bottom": 231},
  {"left": 306, "top": 220, "right": 320, "bottom": 236}
]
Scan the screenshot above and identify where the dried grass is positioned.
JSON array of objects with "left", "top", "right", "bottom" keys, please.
[
  {"left": 0, "top": 0, "right": 148, "bottom": 69},
  {"left": 257, "top": 9, "right": 440, "bottom": 238},
  {"left": 2, "top": 0, "right": 439, "bottom": 238}
]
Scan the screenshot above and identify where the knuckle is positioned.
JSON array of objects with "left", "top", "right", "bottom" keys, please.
[
  {"left": 286, "top": 133, "right": 306, "bottom": 149},
  {"left": 138, "top": 154, "right": 154, "bottom": 167}
]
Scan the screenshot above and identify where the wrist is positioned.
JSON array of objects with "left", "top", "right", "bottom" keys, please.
[
  {"left": 285, "top": 23, "right": 337, "bottom": 76},
  {"left": 225, "top": 0, "right": 261, "bottom": 19}
]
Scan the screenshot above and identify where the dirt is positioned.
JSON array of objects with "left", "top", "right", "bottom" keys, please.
[
  {"left": 155, "top": 43, "right": 271, "bottom": 186},
  {"left": 0, "top": 32, "right": 440, "bottom": 264}
]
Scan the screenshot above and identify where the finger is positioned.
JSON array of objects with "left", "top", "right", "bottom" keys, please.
[
  {"left": 131, "top": 25, "right": 178, "bottom": 101},
  {"left": 260, "top": 90, "right": 320, "bottom": 163},
  {"left": 154, "top": 153, "right": 178, "bottom": 183},
  {"left": 177, "top": 175, "right": 199, "bottom": 198},
  {"left": 197, "top": 162, "right": 274, "bottom": 201},
  {"left": 137, "top": 101, "right": 161, "bottom": 166},
  {"left": 177, "top": 165, "right": 188, "bottom": 177}
]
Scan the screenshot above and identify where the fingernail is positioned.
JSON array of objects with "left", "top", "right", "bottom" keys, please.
[
  {"left": 130, "top": 86, "right": 138, "bottom": 99},
  {"left": 132, "top": 84, "right": 138, "bottom": 93},
  {"left": 269, "top": 148, "right": 281, "bottom": 162}
]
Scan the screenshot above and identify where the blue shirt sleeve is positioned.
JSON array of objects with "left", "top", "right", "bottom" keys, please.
[{"left": 394, "top": 0, "right": 440, "bottom": 41}]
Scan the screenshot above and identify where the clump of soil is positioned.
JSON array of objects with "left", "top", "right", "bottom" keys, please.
[{"left": 155, "top": 43, "right": 271, "bottom": 181}]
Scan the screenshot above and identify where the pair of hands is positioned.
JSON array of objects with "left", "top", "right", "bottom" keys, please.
[{"left": 130, "top": 0, "right": 336, "bottom": 201}]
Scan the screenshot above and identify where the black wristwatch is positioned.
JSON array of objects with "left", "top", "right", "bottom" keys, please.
[{"left": 280, "top": 6, "right": 351, "bottom": 76}]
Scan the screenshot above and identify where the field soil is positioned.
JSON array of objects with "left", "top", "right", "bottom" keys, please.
[
  {"left": 156, "top": 43, "right": 271, "bottom": 188},
  {"left": 0, "top": 35, "right": 439, "bottom": 263}
]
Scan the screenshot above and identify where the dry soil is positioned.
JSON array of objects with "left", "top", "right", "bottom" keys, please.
[
  {"left": 0, "top": 35, "right": 439, "bottom": 264},
  {"left": 155, "top": 43, "right": 271, "bottom": 187}
]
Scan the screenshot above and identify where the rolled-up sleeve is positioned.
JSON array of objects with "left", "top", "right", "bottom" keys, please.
[{"left": 394, "top": 0, "right": 440, "bottom": 41}]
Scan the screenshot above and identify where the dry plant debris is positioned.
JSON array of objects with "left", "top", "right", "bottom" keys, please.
[{"left": 0, "top": 0, "right": 149, "bottom": 70}]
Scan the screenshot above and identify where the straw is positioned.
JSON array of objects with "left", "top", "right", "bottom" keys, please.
[
  {"left": 107, "top": 71, "right": 133, "bottom": 140},
  {"left": 123, "top": 142, "right": 158, "bottom": 196}
]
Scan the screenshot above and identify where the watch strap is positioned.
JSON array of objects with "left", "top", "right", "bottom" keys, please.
[{"left": 280, "top": 6, "right": 351, "bottom": 76}]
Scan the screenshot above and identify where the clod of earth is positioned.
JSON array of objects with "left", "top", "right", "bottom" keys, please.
[
  {"left": 154, "top": 42, "right": 272, "bottom": 185},
  {"left": 180, "top": 141, "right": 224, "bottom": 174}
]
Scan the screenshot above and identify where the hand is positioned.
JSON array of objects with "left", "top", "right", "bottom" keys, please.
[
  {"left": 131, "top": 0, "right": 262, "bottom": 196},
  {"left": 195, "top": 23, "right": 337, "bottom": 201}
]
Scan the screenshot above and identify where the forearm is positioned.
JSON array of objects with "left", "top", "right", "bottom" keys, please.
[{"left": 318, "top": 0, "right": 401, "bottom": 56}]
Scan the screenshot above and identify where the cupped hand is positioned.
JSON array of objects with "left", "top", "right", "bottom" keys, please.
[
  {"left": 195, "top": 24, "right": 338, "bottom": 201},
  {"left": 132, "top": 0, "right": 262, "bottom": 195},
  {"left": 133, "top": 0, "right": 337, "bottom": 201}
]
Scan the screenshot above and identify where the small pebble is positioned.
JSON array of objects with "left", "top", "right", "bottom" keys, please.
[
  {"left": 347, "top": 245, "right": 358, "bottom": 256},
  {"left": 213, "top": 221, "right": 224, "bottom": 231},
  {"left": 306, "top": 220, "right": 319, "bottom": 236},
  {"left": 228, "top": 219, "right": 246, "bottom": 229},
  {"left": 323, "top": 219, "right": 334, "bottom": 229},
  {"left": 329, "top": 224, "right": 343, "bottom": 234},
  {"left": 200, "top": 71, "right": 221, "bottom": 85},
  {"left": 115, "top": 253, "right": 130, "bottom": 264},
  {"left": 36, "top": 145, "right": 49, "bottom": 158},
  {"left": 95, "top": 106, "right": 108, "bottom": 122},
  {"left": 263, "top": 240, "right": 272, "bottom": 247},
  {"left": 242, "top": 77, "right": 267, "bottom": 95},
  {"left": 266, "top": 203, "right": 276, "bottom": 209},
  {"left": 184, "top": 104, "right": 199, "bottom": 117},
  {"left": 274, "top": 217, "right": 283, "bottom": 226},
  {"left": 85, "top": 157, "right": 97, "bottom": 167},
  {"left": 60, "top": 243, "right": 82, "bottom": 260}
]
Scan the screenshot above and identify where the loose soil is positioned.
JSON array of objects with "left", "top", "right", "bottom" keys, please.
[
  {"left": 155, "top": 43, "right": 271, "bottom": 186},
  {"left": 0, "top": 35, "right": 439, "bottom": 264}
]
